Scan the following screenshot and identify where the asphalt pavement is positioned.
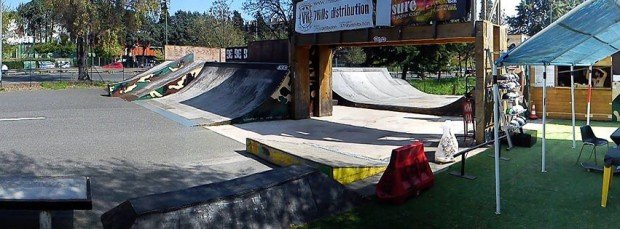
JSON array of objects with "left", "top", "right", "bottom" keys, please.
[
  {"left": 0, "top": 69, "right": 138, "bottom": 84},
  {"left": 0, "top": 89, "right": 272, "bottom": 228}
]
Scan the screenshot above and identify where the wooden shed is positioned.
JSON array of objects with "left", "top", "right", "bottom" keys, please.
[{"left": 530, "top": 53, "right": 620, "bottom": 121}]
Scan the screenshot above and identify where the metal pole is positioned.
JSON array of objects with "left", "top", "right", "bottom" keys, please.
[
  {"left": 542, "top": 64, "right": 547, "bottom": 172},
  {"left": 570, "top": 65, "right": 576, "bottom": 148},
  {"left": 492, "top": 64, "right": 501, "bottom": 214},
  {"left": 165, "top": 0, "right": 168, "bottom": 46},
  {"left": 587, "top": 65, "right": 593, "bottom": 125},
  {"left": 0, "top": 0, "right": 3, "bottom": 88}
]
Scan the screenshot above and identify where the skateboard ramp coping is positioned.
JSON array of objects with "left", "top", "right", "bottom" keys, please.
[{"left": 100, "top": 165, "right": 363, "bottom": 228}]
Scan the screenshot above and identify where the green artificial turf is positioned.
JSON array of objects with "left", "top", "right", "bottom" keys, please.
[{"left": 307, "top": 121, "right": 620, "bottom": 228}]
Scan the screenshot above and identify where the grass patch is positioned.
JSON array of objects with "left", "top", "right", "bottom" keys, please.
[
  {"left": 410, "top": 77, "right": 476, "bottom": 95},
  {"left": 307, "top": 120, "right": 620, "bottom": 228},
  {"left": 40, "top": 81, "right": 108, "bottom": 90}
]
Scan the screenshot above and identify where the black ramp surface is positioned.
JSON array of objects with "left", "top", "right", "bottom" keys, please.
[
  {"left": 100, "top": 165, "right": 363, "bottom": 229},
  {"left": 142, "top": 62, "right": 290, "bottom": 126},
  {"left": 333, "top": 67, "right": 464, "bottom": 115}
]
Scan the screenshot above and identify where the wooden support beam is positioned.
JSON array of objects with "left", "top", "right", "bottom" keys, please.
[
  {"left": 474, "top": 21, "right": 495, "bottom": 144},
  {"left": 292, "top": 45, "right": 311, "bottom": 119},
  {"left": 317, "top": 46, "right": 333, "bottom": 117},
  {"left": 493, "top": 25, "right": 507, "bottom": 61},
  {"left": 297, "top": 22, "right": 476, "bottom": 47}
]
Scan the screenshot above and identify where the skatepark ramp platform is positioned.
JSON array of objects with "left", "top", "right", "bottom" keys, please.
[
  {"left": 120, "top": 61, "right": 205, "bottom": 101},
  {"left": 100, "top": 165, "right": 363, "bottom": 228},
  {"left": 333, "top": 68, "right": 464, "bottom": 116},
  {"left": 138, "top": 62, "right": 291, "bottom": 126},
  {"left": 247, "top": 138, "right": 388, "bottom": 184},
  {"left": 108, "top": 53, "right": 194, "bottom": 97}
]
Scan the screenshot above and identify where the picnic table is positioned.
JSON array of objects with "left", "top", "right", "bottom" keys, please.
[{"left": 0, "top": 177, "right": 92, "bottom": 229}]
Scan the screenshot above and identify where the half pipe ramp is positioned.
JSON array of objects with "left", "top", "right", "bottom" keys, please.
[
  {"left": 333, "top": 68, "right": 464, "bottom": 116},
  {"left": 140, "top": 62, "right": 291, "bottom": 126}
]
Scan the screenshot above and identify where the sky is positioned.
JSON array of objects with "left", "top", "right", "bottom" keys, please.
[{"left": 3, "top": 0, "right": 521, "bottom": 19}]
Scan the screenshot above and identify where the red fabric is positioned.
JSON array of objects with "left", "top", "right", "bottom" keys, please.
[
  {"left": 463, "top": 99, "right": 473, "bottom": 123},
  {"left": 102, "top": 62, "right": 123, "bottom": 69},
  {"left": 376, "top": 141, "right": 435, "bottom": 204}
]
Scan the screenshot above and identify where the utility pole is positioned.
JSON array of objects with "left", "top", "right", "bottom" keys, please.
[{"left": 161, "top": 0, "right": 169, "bottom": 60}]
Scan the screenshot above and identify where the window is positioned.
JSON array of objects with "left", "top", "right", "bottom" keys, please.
[{"left": 556, "top": 66, "right": 611, "bottom": 88}]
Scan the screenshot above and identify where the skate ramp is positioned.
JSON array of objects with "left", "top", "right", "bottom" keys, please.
[
  {"left": 100, "top": 165, "right": 363, "bottom": 229},
  {"left": 121, "top": 61, "right": 205, "bottom": 101},
  {"left": 108, "top": 53, "right": 194, "bottom": 97},
  {"left": 333, "top": 68, "right": 464, "bottom": 115},
  {"left": 140, "top": 62, "right": 291, "bottom": 126}
]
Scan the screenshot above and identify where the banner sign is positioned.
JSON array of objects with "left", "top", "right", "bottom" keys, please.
[
  {"left": 377, "top": 0, "right": 469, "bottom": 27},
  {"left": 225, "top": 47, "right": 248, "bottom": 62},
  {"left": 534, "top": 65, "right": 555, "bottom": 87},
  {"left": 295, "top": 0, "right": 374, "bottom": 34}
]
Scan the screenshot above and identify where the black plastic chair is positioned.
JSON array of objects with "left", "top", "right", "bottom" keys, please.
[{"left": 577, "top": 125, "right": 609, "bottom": 165}]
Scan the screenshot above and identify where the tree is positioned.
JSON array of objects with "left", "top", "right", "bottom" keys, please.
[
  {"left": 196, "top": 1, "right": 245, "bottom": 48},
  {"left": 17, "top": 0, "right": 49, "bottom": 43},
  {"left": 168, "top": 11, "right": 201, "bottom": 46},
  {"left": 47, "top": 0, "right": 160, "bottom": 80},
  {"left": 243, "top": 0, "right": 292, "bottom": 38},
  {"left": 506, "top": 0, "right": 585, "bottom": 36},
  {"left": 231, "top": 10, "right": 244, "bottom": 32}
]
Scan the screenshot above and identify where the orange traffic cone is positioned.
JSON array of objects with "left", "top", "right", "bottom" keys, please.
[{"left": 529, "top": 105, "right": 539, "bottom": 120}]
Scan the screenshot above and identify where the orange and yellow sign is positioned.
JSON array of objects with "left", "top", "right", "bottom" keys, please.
[{"left": 389, "top": 0, "right": 468, "bottom": 26}]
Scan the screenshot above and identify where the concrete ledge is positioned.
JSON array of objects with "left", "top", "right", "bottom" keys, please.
[
  {"left": 101, "top": 165, "right": 363, "bottom": 229},
  {"left": 246, "top": 138, "right": 387, "bottom": 184}
]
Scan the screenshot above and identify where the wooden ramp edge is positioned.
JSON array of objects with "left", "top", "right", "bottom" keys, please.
[{"left": 246, "top": 138, "right": 387, "bottom": 184}]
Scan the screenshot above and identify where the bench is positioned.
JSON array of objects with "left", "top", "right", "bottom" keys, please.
[{"left": 0, "top": 177, "right": 92, "bottom": 229}]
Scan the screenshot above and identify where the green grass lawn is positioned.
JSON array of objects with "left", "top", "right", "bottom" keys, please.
[
  {"left": 410, "top": 77, "right": 476, "bottom": 95},
  {"left": 40, "top": 81, "right": 108, "bottom": 90},
  {"left": 307, "top": 121, "right": 620, "bottom": 228}
]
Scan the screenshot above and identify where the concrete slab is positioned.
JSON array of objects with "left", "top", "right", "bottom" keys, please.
[{"left": 209, "top": 106, "right": 481, "bottom": 184}]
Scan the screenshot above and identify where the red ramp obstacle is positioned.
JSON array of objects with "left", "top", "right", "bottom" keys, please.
[{"left": 376, "top": 141, "right": 435, "bottom": 204}]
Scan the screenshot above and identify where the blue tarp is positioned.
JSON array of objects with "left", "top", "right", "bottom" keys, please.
[{"left": 497, "top": 0, "right": 620, "bottom": 66}]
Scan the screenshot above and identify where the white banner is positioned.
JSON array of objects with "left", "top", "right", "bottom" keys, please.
[
  {"left": 295, "top": 0, "right": 374, "bottom": 34},
  {"left": 534, "top": 65, "right": 555, "bottom": 87}
]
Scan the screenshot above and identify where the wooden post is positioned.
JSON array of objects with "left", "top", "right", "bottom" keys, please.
[
  {"left": 292, "top": 45, "right": 311, "bottom": 119},
  {"left": 317, "top": 46, "right": 333, "bottom": 116},
  {"left": 474, "top": 21, "right": 495, "bottom": 144}
]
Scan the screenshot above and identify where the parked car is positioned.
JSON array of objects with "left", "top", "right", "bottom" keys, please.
[
  {"left": 39, "top": 61, "right": 55, "bottom": 69},
  {"left": 1, "top": 64, "right": 7, "bottom": 75},
  {"left": 58, "top": 61, "right": 71, "bottom": 68}
]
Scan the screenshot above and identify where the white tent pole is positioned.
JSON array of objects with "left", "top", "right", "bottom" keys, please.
[
  {"left": 587, "top": 65, "right": 593, "bottom": 125},
  {"left": 492, "top": 64, "right": 501, "bottom": 214},
  {"left": 542, "top": 64, "right": 547, "bottom": 173},
  {"left": 571, "top": 65, "right": 576, "bottom": 148}
]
